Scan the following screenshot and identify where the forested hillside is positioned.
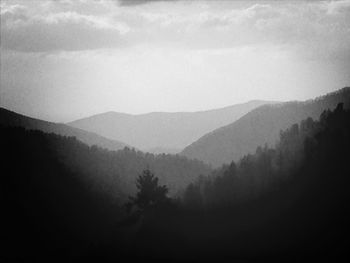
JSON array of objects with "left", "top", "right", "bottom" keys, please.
[
  {"left": 130, "top": 103, "right": 350, "bottom": 261},
  {"left": 0, "top": 126, "right": 127, "bottom": 261},
  {"left": 181, "top": 87, "right": 350, "bottom": 167},
  {"left": 183, "top": 106, "right": 329, "bottom": 208},
  {"left": 0, "top": 108, "right": 129, "bottom": 151},
  {"left": 2, "top": 102, "right": 350, "bottom": 261},
  {"left": 0, "top": 126, "right": 210, "bottom": 199}
]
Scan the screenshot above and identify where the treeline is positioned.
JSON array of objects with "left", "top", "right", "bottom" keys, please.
[
  {"left": 0, "top": 125, "right": 210, "bottom": 261},
  {"left": 181, "top": 87, "right": 350, "bottom": 167},
  {"left": 183, "top": 103, "right": 348, "bottom": 209},
  {"left": 2, "top": 102, "right": 350, "bottom": 261},
  {"left": 0, "top": 126, "right": 126, "bottom": 261},
  {"left": 127, "top": 103, "right": 350, "bottom": 261},
  {"left": 1, "top": 127, "right": 211, "bottom": 200}
]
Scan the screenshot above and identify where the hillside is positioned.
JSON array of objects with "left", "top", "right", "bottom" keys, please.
[
  {"left": 181, "top": 87, "right": 350, "bottom": 167},
  {"left": 0, "top": 107, "right": 129, "bottom": 151},
  {"left": 0, "top": 124, "right": 211, "bottom": 197},
  {"left": 2, "top": 101, "right": 349, "bottom": 262},
  {"left": 68, "top": 100, "right": 274, "bottom": 152}
]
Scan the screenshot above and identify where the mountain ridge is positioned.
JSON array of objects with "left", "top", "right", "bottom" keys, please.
[
  {"left": 181, "top": 87, "right": 350, "bottom": 167},
  {"left": 68, "top": 100, "right": 277, "bottom": 152},
  {"left": 0, "top": 107, "right": 131, "bottom": 152},
  {"left": 82, "top": 100, "right": 275, "bottom": 118}
]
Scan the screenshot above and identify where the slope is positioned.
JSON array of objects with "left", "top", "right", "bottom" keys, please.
[
  {"left": 181, "top": 87, "right": 350, "bottom": 167},
  {"left": 68, "top": 100, "right": 275, "bottom": 152},
  {"left": 0, "top": 107, "right": 129, "bottom": 151}
]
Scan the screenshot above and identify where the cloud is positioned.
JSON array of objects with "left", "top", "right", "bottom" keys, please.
[
  {"left": 118, "top": 0, "right": 178, "bottom": 6},
  {"left": 1, "top": 1, "right": 350, "bottom": 122},
  {"left": 117, "top": 0, "right": 323, "bottom": 7},
  {"left": 1, "top": 0, "right": 349, "bottom": 56},
  {"left": 325, "top": 0, "right": 350, "bottom": 14},
  {"left": 0, "top": 1, "right": 128, "bottom": 52}
]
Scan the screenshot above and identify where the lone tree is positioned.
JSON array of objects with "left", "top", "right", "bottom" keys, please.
[{"left": 127, "top": 169, "right": 169, "bottom": 212}]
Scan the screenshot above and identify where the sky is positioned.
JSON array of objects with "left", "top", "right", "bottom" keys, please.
[{"left": 1, "top": 0, "right": 350, "bottom": 122}]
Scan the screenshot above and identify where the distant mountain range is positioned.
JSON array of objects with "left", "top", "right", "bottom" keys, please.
[
  {"left": 181, "top": 87, "right": 350, "bottom": 168},
  {"left": 68, "top": 100, "right": 274, "bottom": 153},
  {"left": 2, "top": 88, "right": 349, "bottom": 169},
  {"left": 0, "top": 108, "right": 129, "bottom": 151}
]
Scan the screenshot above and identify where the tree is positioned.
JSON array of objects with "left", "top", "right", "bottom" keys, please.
[
  {"left": 183, "top": 183, "right": 203, "bottom": 209},
  {"left": 127, "top": 169, "right": 169, "bottom": 211}
]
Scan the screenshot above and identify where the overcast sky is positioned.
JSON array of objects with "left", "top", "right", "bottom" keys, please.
[{"left": 1, "top": 0, "right": 350, "bottom": 122}]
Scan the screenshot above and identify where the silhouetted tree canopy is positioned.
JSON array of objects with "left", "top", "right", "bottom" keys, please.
[
  {"left": 2, "top": 99, "right": 350, "bottom": 262},
  {"left": 183, "top": 102, "right": 349, "bottom": 210},
  {"left": 128, "top": 169, "right": 169, "bottom": 211}
]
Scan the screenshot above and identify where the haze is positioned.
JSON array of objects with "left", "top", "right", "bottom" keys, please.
[{"left": 1, "top": 0, "right": 350, "bottom": 122}]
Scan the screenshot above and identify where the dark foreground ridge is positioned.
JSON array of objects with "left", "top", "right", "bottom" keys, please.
[{"left": 1, "top": 101, "right": 350, "bottom": 262}]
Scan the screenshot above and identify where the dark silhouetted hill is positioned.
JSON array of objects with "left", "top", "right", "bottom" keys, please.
[
  {"left": 2, "top": 99, "right": 350, "bottom": 262},
  {"left": 0, "top": 123, "right": 211, "bottom": 198},
  {"left": 0, "top": 126, "right": 127, "bottom": 262},
  {"left": 0, "top": 107, "right": 129, "bottom": 151},
  {"left": 130, "top": 103, "right": 350, "bottom": 261}
]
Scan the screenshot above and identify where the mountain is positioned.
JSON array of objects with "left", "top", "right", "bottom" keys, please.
[
  {"left": 181, "top": 87, "right": 350, "bottom": 168},
  {"left": 68, "top": 100, "right": 275, "bottom": 152},
  {"left": 1, "top": 125, "right": 126, "bottom": 261},
  {"left": 1, "top": 125, "right": 211, "bottom": 198},
  {"left": 0, "top": 107, "right": 129, "bottom": 151}
]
